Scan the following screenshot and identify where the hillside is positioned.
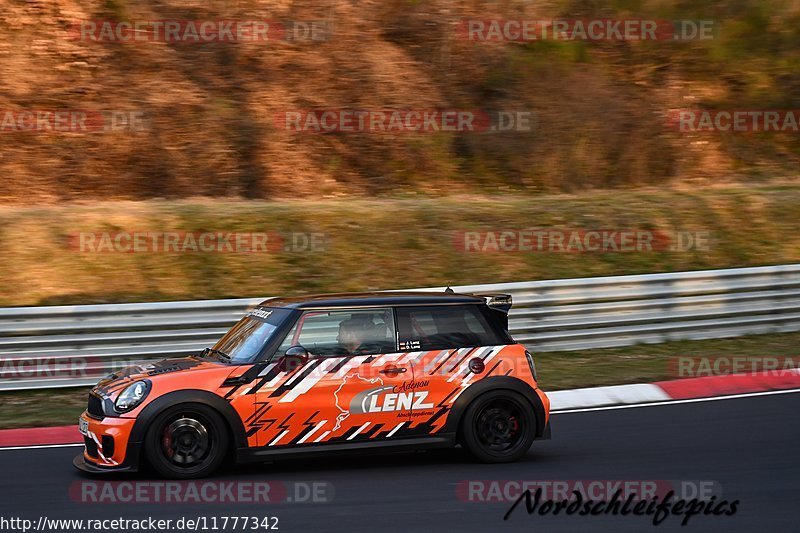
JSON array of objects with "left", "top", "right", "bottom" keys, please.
[{"left": 0, "top": 0, "right": 798, "bottom": 202}]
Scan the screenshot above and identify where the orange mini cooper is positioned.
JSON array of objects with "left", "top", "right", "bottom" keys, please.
[{"left": 74, "top": 292, "right": 550, "bottom": 478}]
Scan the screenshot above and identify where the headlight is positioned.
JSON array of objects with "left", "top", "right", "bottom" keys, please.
[{"left": 115, "top": 380, "right": 151, "bottom": 412}]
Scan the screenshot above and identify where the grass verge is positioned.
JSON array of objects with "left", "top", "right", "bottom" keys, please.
[{"left": 1, "top": 183, "right": 800, "bottom": 307}]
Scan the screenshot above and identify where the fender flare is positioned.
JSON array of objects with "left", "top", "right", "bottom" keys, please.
[
  {"left": 128, "top": 389, "right": 248, "bottom": 451},
  {"left": 443, "top": 376, "right": 547, "bottom": 439}
]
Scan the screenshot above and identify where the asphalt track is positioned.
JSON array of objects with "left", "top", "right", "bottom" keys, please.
[{"left": 0, "top": 392, "right": 797, "bottom": 533}]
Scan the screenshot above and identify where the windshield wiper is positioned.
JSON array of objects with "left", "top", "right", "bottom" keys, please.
[{"left": 201, "top": 347, "right": 232, "bottom": 363}]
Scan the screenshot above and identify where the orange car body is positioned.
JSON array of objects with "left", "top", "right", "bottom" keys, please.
[{"left": 75, "top": 292, "right": 550, "bottom": 473}]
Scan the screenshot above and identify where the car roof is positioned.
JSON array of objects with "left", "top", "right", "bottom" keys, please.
[{"left": 258, "top": 291, "right": 485, "bottom": 310}]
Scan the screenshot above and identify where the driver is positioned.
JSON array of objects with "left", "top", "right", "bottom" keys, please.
[{"left": 337, "top": 317, "right": 374, "bottom": 355}]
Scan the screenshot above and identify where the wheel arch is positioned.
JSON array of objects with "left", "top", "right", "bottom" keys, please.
[
  {"left": 443, "top": 376, "right": 547, "bottom": 441},
  {"left": 129, "top": 389, "right": 248, "bottom": 452}
]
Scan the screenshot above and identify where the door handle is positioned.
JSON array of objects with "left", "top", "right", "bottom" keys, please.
[{"left": 380, "top": 366, "right": 407, "bottom": 375}]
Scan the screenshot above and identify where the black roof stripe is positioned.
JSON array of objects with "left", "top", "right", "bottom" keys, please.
[{"left": 257, "top": 291, "right": 484, "bottom": 309}]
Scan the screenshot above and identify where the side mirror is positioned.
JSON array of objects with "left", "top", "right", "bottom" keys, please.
[
  {"left": 280, "top": 345, "right": 309, "bottom": 372},
  {"left": 285, "top": 346, "right": 309, "bottom": 358}
]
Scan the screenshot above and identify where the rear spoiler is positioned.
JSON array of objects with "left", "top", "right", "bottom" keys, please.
[
  {"left": 472, "top": 293, "right": 512, "bottom": 313},
  {"left": 470, "top": 292, "right": 513, "bottom": 337}
]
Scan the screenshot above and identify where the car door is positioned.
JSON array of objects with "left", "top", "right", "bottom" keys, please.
[
  {"left": 250, "top": 308, "right": 414, "bottom": 447},
  {"left": 395, "top": 305, "right": 508, "bottom": 436}
]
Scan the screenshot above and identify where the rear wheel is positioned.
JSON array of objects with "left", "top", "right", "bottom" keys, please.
[
  {"left": 144, "top": 404, "right": 228, "bottom": 479},
  {"left": 460, "top": 391, "right": 536, "bottom": 463}
]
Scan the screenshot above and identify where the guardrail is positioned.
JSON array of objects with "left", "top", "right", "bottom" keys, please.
[{"left": 2, "top": 264, "right": 799, "bottom": 391}]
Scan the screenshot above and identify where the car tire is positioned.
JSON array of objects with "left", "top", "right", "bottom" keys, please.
[
  {"left": 460, "top": 390, "right": 536, "bottom": 463},
  {"left": 144, "top": 403, "right": 229, "bottom": 479}
]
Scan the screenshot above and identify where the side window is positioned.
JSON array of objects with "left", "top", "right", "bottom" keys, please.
[
  {"left": 278, "top": 308, "right": 396, "bottom": 357},
  {"left": 396, "top": 305, "right": 505, "bottom": 350}
]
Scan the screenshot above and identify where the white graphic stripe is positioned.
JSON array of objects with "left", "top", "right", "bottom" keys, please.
[
  {"left": 448, "top": 346, "right": 504, "bottom": 403},
  {"left": 445, "top": 347, "right": 472, "bottom": 373},
  {"left": 371, "top": 353, "right": 407, "bottom": 367},
  {"left": 461, "top": 348, "right": 502, "bottom": 387},
  {"left": 279, "top": 358, "right": 341, "bottom": 403},
  {"left": 333, "top": 356, "right": 369, "bottom": 378},
  {"left": 269, "top": 430, "right": 290, "bottom": 446},
  {"left": 386, "top": 422, "right": 405, "bottom": 438},
  {"left": 257, "top": 363, "right": 278, "bottom": 377},
  {"left": 264, "top": 367, "right": 288, "bottom": 390},
  {"left": 447, "top": 346, "right": 492, "bottom": 382},
  {"left": 313, "top": 430, "right": 331, "bottom": 443},
  {"left": 297, "top": 420, "right": 328, "bottom": 444},
  {"left": 405, "top": 351, "right": 425, "bottom": 365},
  {"left": 88, "top": 431, "right": 117, "bottom": 465},
  {"left": 284, "top": 363, "right": 314, "bottom": 388},
  {"left": 423, "top": 350, "right": 451, "bottom": 373},
  {"left": 347, "top": 422, "right": 371, "bottom": 441}
]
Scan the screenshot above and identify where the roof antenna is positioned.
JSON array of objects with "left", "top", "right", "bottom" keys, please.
[{"left": 444, "top": 284, "right": 454, "bottom": 294}]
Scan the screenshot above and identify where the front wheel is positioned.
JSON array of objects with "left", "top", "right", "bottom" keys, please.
[
  {"left": 144, "top": 404, "right": 229, "bottom": 479},
  {"left": 460, "top": 391, "right": 536, "bottom": 463}
]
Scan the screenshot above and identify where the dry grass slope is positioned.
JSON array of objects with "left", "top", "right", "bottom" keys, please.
[
  {"left": 0, "top": 183, "right": 798, "bottom": 307},
  {"left": 0, "top": 0, "right": 798, "bottom": 202}
]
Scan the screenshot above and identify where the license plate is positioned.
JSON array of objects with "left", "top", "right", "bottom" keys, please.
[{"left": 78, "top": 417, "right": 89, "bottom": 437}]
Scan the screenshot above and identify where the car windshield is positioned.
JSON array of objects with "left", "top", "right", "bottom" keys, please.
[{"left": 212, "top": 307, "right": 293, "bottom": 364}]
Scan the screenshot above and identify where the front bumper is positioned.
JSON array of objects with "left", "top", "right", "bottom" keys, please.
[
  {"left": 73, "top": 453, "right": 137, "bottom": 474},
  {"left": 76, "top": 411, "right": 140, "bottom": 473}
]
